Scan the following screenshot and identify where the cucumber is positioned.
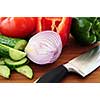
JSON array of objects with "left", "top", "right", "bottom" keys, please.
[
  {"left": 0, "top": 34, "right": 27, "bottom": 50},
  {"left": 9, "top": 48, "right": 26, "bottom": 61},
  {"left": 0, "top": 44, "right": 9, "bottom": 58},
  {"left": 4, "top": 58, "right": 28, "bottom": 69},
  {"left": 14, "top": 40, "right": 27, "bottom": 50},
  {"left": 0, "top": 43, "right": 26, "bottom": 61},
  {"left": 0, "top": 58, "right": 5, "bottom": 65},
  {"left": 15, "top": 65, "right": 33, "bottom": 79},
  {"left": 0, "top": 65, "right": 10, "bottom": 78}
]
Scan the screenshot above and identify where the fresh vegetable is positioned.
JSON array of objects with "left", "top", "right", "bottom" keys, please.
[
  {"left": 0, "top": 35, "right": 33, "bottom": 79},
  {"left": 71, "top": 17, "right": 100, "bottom": 45},
  {"left": 0, "top": 17, "right": 37, "bottom": 38},
  {"left": 0, "top": 17, "right": 6, "bottom": 23},
  {"left": 4, "top": 58, "right": 28, "bottom": 70},
  {"left": 36, "top": 17, "right": 72, "bottom": 46},
  {"left": 0, "top": 57, "right": 33, "bottom": 79},
  {"left": 0, "top": 34, "right": 27, "bottom": 50},
  {"left": 0, "top": 58, "right": 5, "bottom": 65},
  {"left": 15, "top": 65, "right": 33, "bottom": 79},
  {"left": 25, "top": 31, "right": 62, "bottom": 65},
  {"left": 0, "top": 43, "right": 26, "bottom": 61},
  {"left": 0, "top": 65, "right": 10, "bottom": 78}
]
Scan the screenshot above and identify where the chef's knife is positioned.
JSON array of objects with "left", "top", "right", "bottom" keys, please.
[{"left": 36, "top": 46, "right": 100, "bottom": 83}]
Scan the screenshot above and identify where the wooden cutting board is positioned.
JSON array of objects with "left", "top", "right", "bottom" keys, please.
[{"left": 0, "top": 36, "right": 100, "bottom": 83}]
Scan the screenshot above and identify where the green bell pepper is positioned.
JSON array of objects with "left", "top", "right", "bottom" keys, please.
[{"left": 71, "top": 17, "right": 100, "bottom": 45}]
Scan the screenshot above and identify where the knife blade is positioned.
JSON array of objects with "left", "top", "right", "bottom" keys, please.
[{"left": 36, "top": 46, "right": 100, "bottom": 83}]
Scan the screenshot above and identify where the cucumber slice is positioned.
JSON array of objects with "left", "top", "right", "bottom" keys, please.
[
  {"left": 14, "top": 40, "right": 27, "bottom": 50},
  {"left": 0, "top": 65, "right": 10, "bottom": 78},
  {"left": 4, "top": 58, "right": 28, "bottom": 69},
  {"left": 0, "top": 44, "right": 26, "bottom": 61},
  {"left": 15, "top": 65, "right": 33, "bottom": 79},
  {"left": 0, "top": 34, "right": 27, "bottom": 50},
  {"left": 9, "top": 48, "right": 26, "bottom": 61},
  {"left": 0, "top": 44, "right": 9, "bottom": 58},
  {"left": 0, "top": 58, "right": 5, "bottom": 65}
]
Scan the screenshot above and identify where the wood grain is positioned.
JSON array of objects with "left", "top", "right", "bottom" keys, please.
[{"left": 0, "top": 36, "right": 100, "bottom": 83}]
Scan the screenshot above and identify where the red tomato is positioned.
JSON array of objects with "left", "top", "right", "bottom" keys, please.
[
  {"left": 36, "top": 17, "right": 72, "bottom": 46},
  {"left": 0, "top": 17, "right": 37, "bottom": 38}
]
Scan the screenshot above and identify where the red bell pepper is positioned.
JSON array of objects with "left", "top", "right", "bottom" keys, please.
[{"left": 36, "top": 17, "right": 72, "bottom": 46}]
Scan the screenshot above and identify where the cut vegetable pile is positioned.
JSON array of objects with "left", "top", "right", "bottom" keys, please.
[
  {"left": 0, "top": 17, "right": 72, "bottom": 80},
  {"left": 0, "top": 35, "right": 33, "bottom": 79},
  {"left": 1, "top": 17, "right": 100, "bottom": 81}
]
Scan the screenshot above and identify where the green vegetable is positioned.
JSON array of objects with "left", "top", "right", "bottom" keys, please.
[
  {"left": 71, "top": 17, "right": 100, "bottom": 45},
  {"left": 0, "top": 35, "right": 33, "bottom": 79},
  {"left": 0, "top": 34, "right": 27, "bottom": 50},
  {"left": 0, "top": 58, "right": 5, "bottom": 65},
  {"left": 15, "top": 65, "right": 33, "bottom": 79},
  {"left": 0, "top": 65, "right": 10, "bottom": 78},
  {"left": 4, "top": 58, "right": 28, "bottom": 70},
  {"left": 0, "top": 43, "right": 26, "bottom": 61}
]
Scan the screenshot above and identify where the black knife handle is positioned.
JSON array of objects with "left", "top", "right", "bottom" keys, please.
[{"left": 36, "top": 65, "right": 69, "bottom": 83}]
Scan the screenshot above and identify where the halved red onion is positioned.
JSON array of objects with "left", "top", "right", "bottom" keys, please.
[{"left": 25, "top": 31, "right": 62, "bottom": 65}]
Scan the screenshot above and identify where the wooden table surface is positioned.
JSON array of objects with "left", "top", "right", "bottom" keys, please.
[{"left": 0, "top": 36, "right": 100, "bottom": 83}]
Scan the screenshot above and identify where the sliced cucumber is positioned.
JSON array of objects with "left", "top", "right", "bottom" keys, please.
[
  {"left": 15, "top": 65, "right": 33, "bottom": 79},
  {"left": 0, "top": 58, "right": 5, "bottom": 65},
  {"left": 0, "top": 34, "right": 27, "bottom": 50},
  {"left": 0, "top": 44, "right": 9, "bottom": 58},
  {"left": 14, "top": 40, "right": 27, "bottom": 50},
  {"left": 0, "top": 65, "right": 10, "bottom": 78},
  {"left": 9, "top": 48, "right": 26, "bottom": 61},
  {"left": 4, "top": 58, "right": 28, "bottom": 69},
  {"left": 0, "top": 44, "right": 26, "bottom": 61}
]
